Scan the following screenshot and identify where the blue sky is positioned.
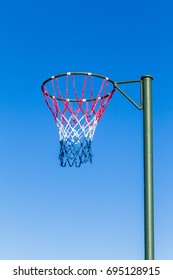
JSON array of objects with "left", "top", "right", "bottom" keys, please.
[{"left": 0, "top": 0, "right": 173, "bottom": 260}]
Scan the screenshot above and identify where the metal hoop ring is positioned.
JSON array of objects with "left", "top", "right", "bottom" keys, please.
[{"left": 41, "top": 72, "right": 116, "bottom": 102}]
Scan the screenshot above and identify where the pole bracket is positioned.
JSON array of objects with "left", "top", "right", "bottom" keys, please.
[{"left": 114, "top": 80, "right": 143, "bottom": 110}]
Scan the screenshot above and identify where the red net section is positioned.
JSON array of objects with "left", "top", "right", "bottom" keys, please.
[{"left": 42, "top": 73, "right": 115, "bottom": 129}]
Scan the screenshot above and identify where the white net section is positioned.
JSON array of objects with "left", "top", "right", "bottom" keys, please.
[{"left": 56, "top": 114, "right": 98, "bottom": 143}]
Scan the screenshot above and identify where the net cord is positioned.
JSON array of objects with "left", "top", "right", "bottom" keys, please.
[{"left": 42, "top": 74, "right": 116, "bottom": 166}]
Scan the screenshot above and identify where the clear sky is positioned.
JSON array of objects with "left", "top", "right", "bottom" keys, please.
[{"left": 0, "top": 0, "right": 173, "bottom": 260}]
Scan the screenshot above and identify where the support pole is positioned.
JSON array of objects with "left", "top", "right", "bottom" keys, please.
[{"left": 141, "top": 75, "right": 154, "bottom": 260}]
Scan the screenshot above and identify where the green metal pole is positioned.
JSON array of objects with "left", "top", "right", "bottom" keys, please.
[{"left": 141, "top": 75, "right": 154, "bottom": 260}]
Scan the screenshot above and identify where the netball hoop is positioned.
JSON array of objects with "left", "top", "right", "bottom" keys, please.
[
  {"left": 41, "top": 72, "right": 116, "bottom": 167},
  {"left": 42, "top": 72, "right": 155, "bottom": 261}
]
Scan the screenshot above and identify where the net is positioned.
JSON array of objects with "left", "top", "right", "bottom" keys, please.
[{"left": 41, "top": 72, "right": 116, "bottom": 167}]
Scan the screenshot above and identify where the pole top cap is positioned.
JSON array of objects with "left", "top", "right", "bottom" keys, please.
[{"left": 141, "top": 75, "right": 154, "bottom": 80}]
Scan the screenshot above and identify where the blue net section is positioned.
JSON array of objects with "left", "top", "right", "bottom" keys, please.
[{"left": 59, "top": 139, "right": 93, "bottom": 167}]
